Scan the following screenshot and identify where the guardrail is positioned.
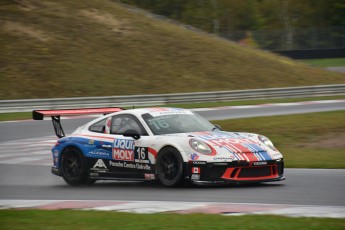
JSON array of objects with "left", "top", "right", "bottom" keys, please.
[{"left": 1, "top": 84, "right": 344, "bottom": 113}]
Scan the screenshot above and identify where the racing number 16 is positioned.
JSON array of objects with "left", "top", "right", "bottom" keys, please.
[{"left": 135, "top": 147, "right": 148, "bottom": 160}]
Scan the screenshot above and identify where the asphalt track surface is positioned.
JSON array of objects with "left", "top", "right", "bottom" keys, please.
[
  {"left": 326, "top": 67, "right": 345, "bottom": 73},
  {"left": 0, "top": 99, "right": 344, "bottom": 142},
  {"left": 0, "top": 100, "right": 344, "bottom": 207},
  {"left": 0, "top": 164, "right": 344, "bottom": 206}
]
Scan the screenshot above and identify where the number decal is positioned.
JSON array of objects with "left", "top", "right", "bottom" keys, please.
[
  {"left": 149, "top": 120, "right": 161, "bottom": 130},
  {"left": 134, "top": 147, "right": 149, "bottom": 163},
  {"left": 148, "top": 118, "right": 169, "bottom": 130},
  {"left": 157, "top": 120, "right": 169, "bottom": 128},
  {"left": 137, "top": 147, "right": 146, "bottom": 160}
]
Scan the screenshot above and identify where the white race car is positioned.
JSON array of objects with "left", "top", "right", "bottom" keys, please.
[{"left": 33, "top": 107, "right": 284, "bottom": 187}]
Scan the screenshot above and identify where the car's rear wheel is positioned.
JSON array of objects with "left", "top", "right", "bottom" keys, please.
[
  {"left": 60, "top": 146, "right": 95, "bottom": 186},
  {"left": 156, "top": 147, "right": 184, "bottom": 187}
]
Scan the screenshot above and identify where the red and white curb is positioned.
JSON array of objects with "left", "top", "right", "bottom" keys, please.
[{"left": 1, "top": 200, "right": 344, "bottom": 218}]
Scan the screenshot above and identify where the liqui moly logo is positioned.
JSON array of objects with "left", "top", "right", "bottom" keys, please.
[{"left": 113, "top": 139, "right": 134, "bottom": 161}]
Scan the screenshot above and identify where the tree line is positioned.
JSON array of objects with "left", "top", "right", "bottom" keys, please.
[{"left": 118, "top": 0, "right": 345, "bottom": 50}]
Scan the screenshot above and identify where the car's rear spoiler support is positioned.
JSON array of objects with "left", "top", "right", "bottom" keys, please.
[
  {"left": 32, "top": 107, "right": 123, "bottom": 138},
  {"left": 51, "top": 115, "right": 65, "bottom": 138}
]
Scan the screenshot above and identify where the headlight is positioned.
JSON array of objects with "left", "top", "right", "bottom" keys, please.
[
  {"left": 258, "top": 135, "right": 276, "bottom": 151},
  {"left": 189, "top": 139, "right": 214, "bottom": 155}
]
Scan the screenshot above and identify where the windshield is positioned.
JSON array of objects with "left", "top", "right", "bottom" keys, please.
[{"left": 142, "top": 112, "right": 215, "bottom": 135}]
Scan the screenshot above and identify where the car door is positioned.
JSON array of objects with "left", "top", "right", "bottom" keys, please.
[{"left": 108, "top": 114, "right": 153, "bottom": 176}]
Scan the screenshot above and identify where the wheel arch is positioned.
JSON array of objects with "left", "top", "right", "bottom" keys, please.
[
  {"left": 59, "top": 144, "right": 94, "bottom": 186},
  {"left": 58, "top": 143, "right": 86, "bottom": 167},
  {"left": 157, "top": 143, "right": 188, "bottom": 162}
]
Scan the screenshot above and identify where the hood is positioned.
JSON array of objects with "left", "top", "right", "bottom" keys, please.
[
  {"left": 185, "top": 131, "right": 277, "bottom": 162},
  {"left": 165, "top": 131, "right": 268, "bottom": 154},
  {"left": 188, "top": 131, "right": 267, "bottom": 153}
]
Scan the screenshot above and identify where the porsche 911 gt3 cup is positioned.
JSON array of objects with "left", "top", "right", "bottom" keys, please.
[{"left": 33, "top": 107, "right": 284, "bottom": 187}]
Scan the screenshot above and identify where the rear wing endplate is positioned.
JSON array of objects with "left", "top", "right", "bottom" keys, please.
[{"left": 33, "top": 107, "right": 123, "bottom": 138}]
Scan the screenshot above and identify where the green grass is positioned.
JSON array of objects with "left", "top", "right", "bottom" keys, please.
[
  {"left": 302, "top": 58, "right": 345, "bottom": 67},
  {"left": 215, "top": 110, "right": 345, "bottom": 168},
  {"left": 1, "top": 0, "right": 344, "bottom": 100},
  {"left": 1, "top": 210, "right": 344, "bottom": 230},
  {"left": 0, "top": 112, "right": 32, "bottom": 121},
  {"left": 162, "top": 95, "right": 345, "bottom": 109},
  {"left": 1, "top": 95, "right": 344, "bottom": 121}
]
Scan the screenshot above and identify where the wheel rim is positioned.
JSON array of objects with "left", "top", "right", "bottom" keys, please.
[
  {"left": 62, "top": 150, "right": 82, "bottom": 179},
  {"left": 160, "top": 152, "right": 179, "bottom": 181}
]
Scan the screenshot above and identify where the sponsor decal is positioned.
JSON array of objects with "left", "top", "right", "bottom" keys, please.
[
  {"left": 192, "top": 167, "right": 200, "bottom": 174},
  {"left": 53, "top": 150, "right": 59, "bottom": 165},
  {"left": 193, "top": 132, "right": 239, "bottom": 141},
  {"left": 88, "top": 149, "right": 111, "bottom": 158},
  {"left": 83, "top": 139, "right": 96, "bottom": 147},
  {"left": 191, "top": 174, "right": 200, "bottom": 180},
  {"left": 253, "top": 161, "right": 267, "bottom": 166},
  {"left": 136, "top": 163, "right": 151, "bottom": 170},
  {"left": 93, "top": 159, "right": 107, "bottom": 169},
  {"left": 190, "top": 153, "right": 199, "bottom": 161},
  {"left": 147, "top": 108, "right": 193, "bottom": 117},
  {"left": 113, "top": 139, "right": 135, "bottom": 161},
  {"left": 53, "top": 150, "right": 59, "bottom": 157},
  {"left": 209, "top": 138, "right": 258, "bottom": 148},
  {"left": 144, "top": 174, "right": 155, "bottom": 180},
  {"left": 90, "top": 172, "right": 99, "bottom": 177},
  {"left": 213, "top": 156, "right": 234, "bottom": 161},
  {"left": 271, "top": 152, "right": 282, "bottom": 157},
  {"left": 109, "top": 161, "right": 151, "bottom": 171},
  {"left": 53, "top": 159, "right": 58, "bottom": 166},
  {"left": 192, "top": 161, "right": 206, "bottom": 165}
]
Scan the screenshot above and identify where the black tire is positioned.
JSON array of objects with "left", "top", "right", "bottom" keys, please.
[
  {"left": 156, "top": 146, "right": 184, "bottom": 187},
  {"left": 60, "top": 146, "right": 94, "bottom": 186}
]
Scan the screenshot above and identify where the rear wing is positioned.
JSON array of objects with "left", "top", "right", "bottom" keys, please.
[{"left": 33, "top": 107, "right": 123, "bottom": 138}]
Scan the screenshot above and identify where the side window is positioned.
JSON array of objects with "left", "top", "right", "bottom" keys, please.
[
  {"left": 89, "top": 118, "right": 107, "bottom": 133},
  {"left": 110, "top": 114, "right": 147, "bottom": 135}
]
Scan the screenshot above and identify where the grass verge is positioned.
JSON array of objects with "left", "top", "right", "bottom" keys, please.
[
  {"left": 161, "top": 95, "right": 345, "bottom": 109},
  {"left": 215, "top": 110, "right": 345, "bottom": 168},
  {"left": 1, "top": 210, "right": 344, "bottom": 230},
  {"left": 1, "top": 1, "right": 344, "bottom": 99},
  {"left": 0, "top": 112, "right": 33, "bottom": 122},
  {"left": 302, "top": 58, "right": 345, "bottom": 67},
  {"left": 0, "top": 95, "right": 344, "bottom": 122}
]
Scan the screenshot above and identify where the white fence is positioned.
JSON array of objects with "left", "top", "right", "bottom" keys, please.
[{"left": 1, "top": 84, "right": 344, "bottom": 113}]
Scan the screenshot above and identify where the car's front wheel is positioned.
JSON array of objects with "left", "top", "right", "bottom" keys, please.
[
  {"left": 156, "top": 147, "right": 184, "bottom": 187},
  {"left": 60, "top": 146, "right": 94, "bottom": 186}
]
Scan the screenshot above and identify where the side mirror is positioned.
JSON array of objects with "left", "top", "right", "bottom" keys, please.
[
  {"left": 213, "top": 124, "right": 222, "bottom": 131},
  {"left": 123, "top": 130, "right": 141, "bottom": 140}
]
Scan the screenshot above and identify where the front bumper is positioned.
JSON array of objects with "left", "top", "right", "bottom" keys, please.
[{"left": 187, "top": 159, "right": 284, "bottom": 183}]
